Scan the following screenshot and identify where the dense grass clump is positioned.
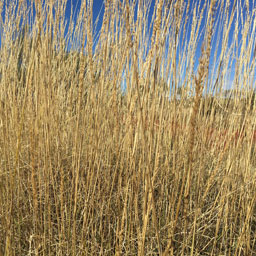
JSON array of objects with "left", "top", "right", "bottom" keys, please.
[{"left": 1, "top": 0, "right": 256, "bottom": 255}]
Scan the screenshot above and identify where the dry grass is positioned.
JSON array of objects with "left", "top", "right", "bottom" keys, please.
[{"left": 1, "top": 0, "right": 256, "bottom": 255}]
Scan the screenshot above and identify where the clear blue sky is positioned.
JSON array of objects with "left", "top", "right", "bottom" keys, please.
[
  {"left": 65, "top": 0, "right": 105, "bottom": 32},
  {"left": 52, "top": 0, "right": 256, "bottom": 90},
  {"left": 1, "top": 0, "right": 255, "bottom": 91},
  {"left": 64, "top": 0, "right": 156, "bottom": 36}
]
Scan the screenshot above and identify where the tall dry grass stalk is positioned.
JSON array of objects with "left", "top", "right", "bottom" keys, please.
[{"left": 1, "top": 0, "right": 256, "bottom": 255}]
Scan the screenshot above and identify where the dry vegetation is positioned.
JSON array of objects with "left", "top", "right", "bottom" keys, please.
[{"left": 1, "top": 0, "right": 256, "bottom": 255}]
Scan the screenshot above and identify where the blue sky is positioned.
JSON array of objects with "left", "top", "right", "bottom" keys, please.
[
  {"left": 1, "top": 0, "right": 255, "bottom": 92},
  {"left": 64, "top": 0, "right": 156, "bottom": 40},
  {"left": 65, "top": 0, "right": 105, "bottom": 33}
]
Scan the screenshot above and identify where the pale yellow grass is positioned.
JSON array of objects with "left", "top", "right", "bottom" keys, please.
[{"left": 0, "top": 0, "right": 256, "bottom": 255}]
